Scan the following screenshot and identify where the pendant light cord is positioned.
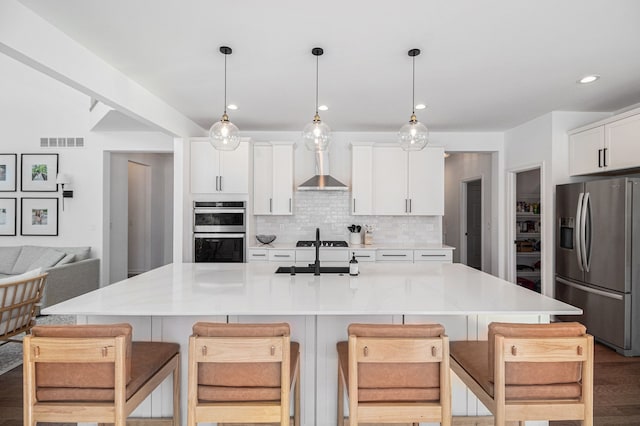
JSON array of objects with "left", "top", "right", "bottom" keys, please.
[
  {"left": 315, "top": 54, "right": 319, "bottom": 115},
  {"left": 223, "top": 53, "right": 228, "bottom": 115},
  {"left": 412, "top": 55, "right": 416, "bottom": 115}
]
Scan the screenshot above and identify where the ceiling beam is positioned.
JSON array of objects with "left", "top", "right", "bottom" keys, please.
[{"left": 0, "top": 0, "right": 205, "bottom": 137}]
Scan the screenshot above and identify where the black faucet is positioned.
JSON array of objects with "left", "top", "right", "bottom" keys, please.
[{"left": 311, "top": 227, "right": 321, "bottom": 275}]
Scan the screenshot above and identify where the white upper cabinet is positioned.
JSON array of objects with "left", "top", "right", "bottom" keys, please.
[
  {"left": 371, "top": 145, "right": 444, "bottom": 215},
  {"left": 351, "top": 143, "right": 373, "bottom": 215},
  {"left": 408, "top": 146, "right": 445, "bottom": 215},
  {"left": 190, "top": 138, "right": 249, "bottom": 194},
  {"left": 569, "top": 109, "right": 640, "bottom": 176},
  {"left": 373, "top": 146, "right": 408, "bottom": 215},
  {"left": 253, "top": 142, "right": 294, "bottom": 215}
]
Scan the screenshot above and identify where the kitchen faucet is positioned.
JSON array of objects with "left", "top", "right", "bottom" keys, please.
[{"left": 311, "top": 227, "right": 321, "bottom": 275}]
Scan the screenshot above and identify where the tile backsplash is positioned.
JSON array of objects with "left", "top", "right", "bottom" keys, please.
[{"left": 255, "top": 191, "right": 442, "bottom": 244}]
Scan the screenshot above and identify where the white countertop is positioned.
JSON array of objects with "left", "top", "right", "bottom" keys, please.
[
  {"left": 43, "top": 262, "right": 580, "bottom": 317},
  {"left": 249, "top": 243, "right": 455, "bottom": 250}
]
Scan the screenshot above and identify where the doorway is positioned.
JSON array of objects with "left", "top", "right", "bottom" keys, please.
[
  {"left": 508, "top": 166, "right": 543, "bottom": 293},
  {"left": 460, "top": 177, "right": 483, "bottom": 270},
  {"left": 127, "top": 161, "right": 151, "bottom": 277}
]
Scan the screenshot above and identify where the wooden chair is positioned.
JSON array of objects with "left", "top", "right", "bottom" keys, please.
[
  {"left": 187, "top": 322, "right": 301, "bottom": 426},
  {"left": 337, "top": 323, "right": 451, "bottom": 425},
  {"left": 23, "top": 323, "right": 180, "bottom": 426},
  {"left": 0, "top": 272, "right": 47, "bottom": 343},
  {"left": 449, "top": 322, "right": 594, "bottom": 426}
]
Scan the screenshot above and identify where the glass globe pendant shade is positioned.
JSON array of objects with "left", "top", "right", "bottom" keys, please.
[
  {"left": 302, "top": 113, "right": 332, "bottom": 151},
  {"left": 398, "top": 114, "right": 429, "bottom": 151},
  {"left": 209, "top": 113, "right": 240, "bottom": 151}
]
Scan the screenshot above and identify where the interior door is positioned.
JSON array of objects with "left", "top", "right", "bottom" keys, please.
[
  {"left": 584, "top": 178, "right": 629, "bottom": 293},
  {"left": 466, "top": 179, "right": 482, "bottom": 270},
  {"left": 555, "top": 182, "right": 584, "bottom": 281}
]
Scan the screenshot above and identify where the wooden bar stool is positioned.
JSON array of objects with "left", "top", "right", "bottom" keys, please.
[
  {"left": 187, "top": 321, "right": 301, "bottom": 426},
  {"left": 23, "top": 323, "right": 180, "bottom": 426},
  {"left": 337, "top": 323, "right": 451, "bottom": 425},
  {"left": 450, "top": 322, "right": 594, "bottom": 426}
]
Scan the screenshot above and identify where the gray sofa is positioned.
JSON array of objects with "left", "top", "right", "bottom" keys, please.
[{"left": 0, "top": 245, "right": 99, "bottom": 309}]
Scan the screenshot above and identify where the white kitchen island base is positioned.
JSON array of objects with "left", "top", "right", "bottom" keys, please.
[{"left": 45, "top": 263, "right": 581, "bottom": 426}]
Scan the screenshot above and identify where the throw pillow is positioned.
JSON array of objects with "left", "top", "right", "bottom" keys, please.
[
  {"left": 28, "top": 249, "right": 65, "bottom": 270},
  {"left": 55, "top": 253, "right": 76, "bottom": 266}
]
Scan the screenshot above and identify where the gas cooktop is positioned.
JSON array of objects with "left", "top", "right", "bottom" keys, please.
[{"left": 296, "top": 240, "right": 349, "bottom": 248}]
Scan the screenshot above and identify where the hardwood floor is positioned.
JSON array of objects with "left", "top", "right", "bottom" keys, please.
[{"left": 1, "top": 343, "right": 638, "bottom": 425}]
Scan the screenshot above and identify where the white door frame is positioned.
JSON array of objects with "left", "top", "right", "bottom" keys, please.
[
  {"left": 506, "top": 162, "right": 545, "bottom": 287},
  {"left": 459, "top": 175, "right": 484, "bottom": 270}
]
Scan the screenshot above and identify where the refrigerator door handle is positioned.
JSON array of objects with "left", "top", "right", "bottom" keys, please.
[
  {"left": 581, "top": 192, "right": 591, "bottom": 272},
  {"left": 575, "top": 192, "right": 584, "bottom": 272},
  {"left": 557, "top": 277, "right": 623, "bottom": 301}
]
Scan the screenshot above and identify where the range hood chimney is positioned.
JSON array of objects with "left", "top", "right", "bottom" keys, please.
[{"left": 297, "top": 151, "right": 348, "bottom": 191}]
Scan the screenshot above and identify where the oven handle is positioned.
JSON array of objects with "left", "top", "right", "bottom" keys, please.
[
  {"left": 194, "top": 209, "right": 246, "bottom": 214},
  {"left": 194, "top": 233, "right": 246, "bottom": 239}
]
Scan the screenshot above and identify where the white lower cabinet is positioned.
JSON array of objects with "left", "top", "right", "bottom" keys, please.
[
  {"left": 295, "top": 249, "right": 349, "bottom": 263},
  {"left": 247, "top": 248, "right": 269, "bottom": 261},
  {"left": 350, "top": 250, "right": 376, "bottom": 262},
  {"left": 414, "top": 249, "right": 453, "bottom": 263},
  {"left": 376, "top": 249, "right": 414, "bottom": 262},
  {"left": 268, "top": 249, "right": 296, "bottom": 262}
]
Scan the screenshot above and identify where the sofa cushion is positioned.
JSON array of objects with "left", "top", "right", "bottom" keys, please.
[
  {"left": 12, "top": 247, "right": 66, "bottom": 274},
  {"left": 53, "top": 246, "right": 91, "bottom": 261},
  {"left": 0, "top": 247, "right": 21, "bottom": 274},
  {"left": 55, "top": 253, "right": 76, "bottom": 266}
]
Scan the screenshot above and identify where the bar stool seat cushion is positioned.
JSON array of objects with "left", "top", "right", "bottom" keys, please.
[{"left": 32, "top": 324, "right": 179, "bottom": 402}]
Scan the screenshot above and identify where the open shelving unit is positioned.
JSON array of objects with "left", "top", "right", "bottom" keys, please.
[{"left": 515, "top": 170, "right": 542, "bottom": 293}]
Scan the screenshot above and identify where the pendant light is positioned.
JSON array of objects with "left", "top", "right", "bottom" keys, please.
[
  {"left": 302, "top": 47, "right": 331, "bottom": 152},
  {"left": 209, "top": 46, "right": 240, "bottom": 151},
  {"left": 398, "top": 48, "right": 428, "bottom": 151}
]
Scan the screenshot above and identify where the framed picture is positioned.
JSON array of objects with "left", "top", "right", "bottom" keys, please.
[
  {"left": 0, "top": 154, "right": 17, "bottom": 192},
  {"left": 21, "top": 198, "right": 58, "bottom": 236},
  {"left": 0, "top": 198, "right": 17, "bottom": 236},
  {"left": 21, "top": 154, "right": 59, "bottom": 192}
]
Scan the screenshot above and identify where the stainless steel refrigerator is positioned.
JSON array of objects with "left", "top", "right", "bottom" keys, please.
[{"left": 555, "top": 177, "right": 640, "bottom": 356}]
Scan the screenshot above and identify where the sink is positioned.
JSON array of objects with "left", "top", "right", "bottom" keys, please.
[{"left": 275, "top": 266, "right": 350, "bottom": 274}]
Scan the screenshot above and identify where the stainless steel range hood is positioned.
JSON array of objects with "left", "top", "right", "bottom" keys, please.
[{"left": 298, "top": 151, "right": 348, "bottom": 191}]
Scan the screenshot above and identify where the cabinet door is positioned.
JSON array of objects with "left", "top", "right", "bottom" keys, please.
[
  {"left": 190, "top": 140, "right": 220, "bottom": 193},
  {"left": 272, "top": 144, "right": 293, "bottom": 215},
  {"left": 408, "top": 147, "right": 444, "bottom": 215},
  {"left": 219, "top": 141, "right": 249, "bottom": 193},
  {"left": 569, "top": 126, "right": 605, "bottom": 176},
  {"left": 605, "top": 113, "right": 640, "bottom": 172},
  {"left": 351, "top": 145, "right": 373, "bottom": 215},
  {"left": 373, "top": 146, "right": 407, "bottom": 215},
  {"left": 253, "top": 144, "right": 273, "bottom": 214}
]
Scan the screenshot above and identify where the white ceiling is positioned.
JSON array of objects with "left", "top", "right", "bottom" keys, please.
[{"left": 18, "top": 0, "right": 640, "bottom": 133}]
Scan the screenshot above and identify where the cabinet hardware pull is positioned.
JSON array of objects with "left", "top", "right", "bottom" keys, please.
[
  {"left": 603, "top": 147, "right": 608, "bottom": 167},
  {"left": 216, "top": 176, "right": 219, "bottom": 191},
  {"left": 409, "top": 199, "right": 412, "bottom": 213},
  {"left": 274, "top": 254, "right": 290, "bottom": 258},
  {"left": 270, "top": 198, "right": 272, "bottom": 213},
  {"left": 422, "top": 254, "right": 446, "bottom": 257},
  {"left": 253, "top": 254, "right": 266, "bottom": 257},
  {"left": 220, "top": 176, "right": 223, "bottom": 191},
  {"left": 289, "top": 198, "right": 292, "bottom": 213},
  {"left": 405, "top": 199, "right": 408, "bottom": 213},
  {"left": 382, "top": 254, "right": 407, "bottom": 257},
  {"left": 353, "top": 198, "right": 356, "bottom": 213},
  {"left": 598, "top": 149, "right": 602, "bottom": 168}
]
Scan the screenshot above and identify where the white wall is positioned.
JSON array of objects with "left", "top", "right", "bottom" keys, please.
[
  {"left": 0, "top": 54, "right": 101, "bottom": 253},
  {"left": 444, "top": 153, "right": 493, "bottom": 272}
]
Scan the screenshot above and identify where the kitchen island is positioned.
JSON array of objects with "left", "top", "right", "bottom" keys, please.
[{"left": 44, "top": 262, "right": 580, "bottom": 426}]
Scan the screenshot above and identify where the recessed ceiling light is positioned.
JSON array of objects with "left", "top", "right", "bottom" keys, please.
[
  {"left": 415, "top": 104, "right": 426, "bottom": 110},
  {"left": 578, "top": 75, "right": 600, "bottom": 84},
  {"left": 318, "top": 105, "right": 329, "bottom": 111},
  {"left": 227, "top": 104, "right": 238, "bottom": 110}
]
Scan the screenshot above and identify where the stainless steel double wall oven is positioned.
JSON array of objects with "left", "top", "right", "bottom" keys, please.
[{"left": 193, "top": 201, "right": 246, "bottom": 262}]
